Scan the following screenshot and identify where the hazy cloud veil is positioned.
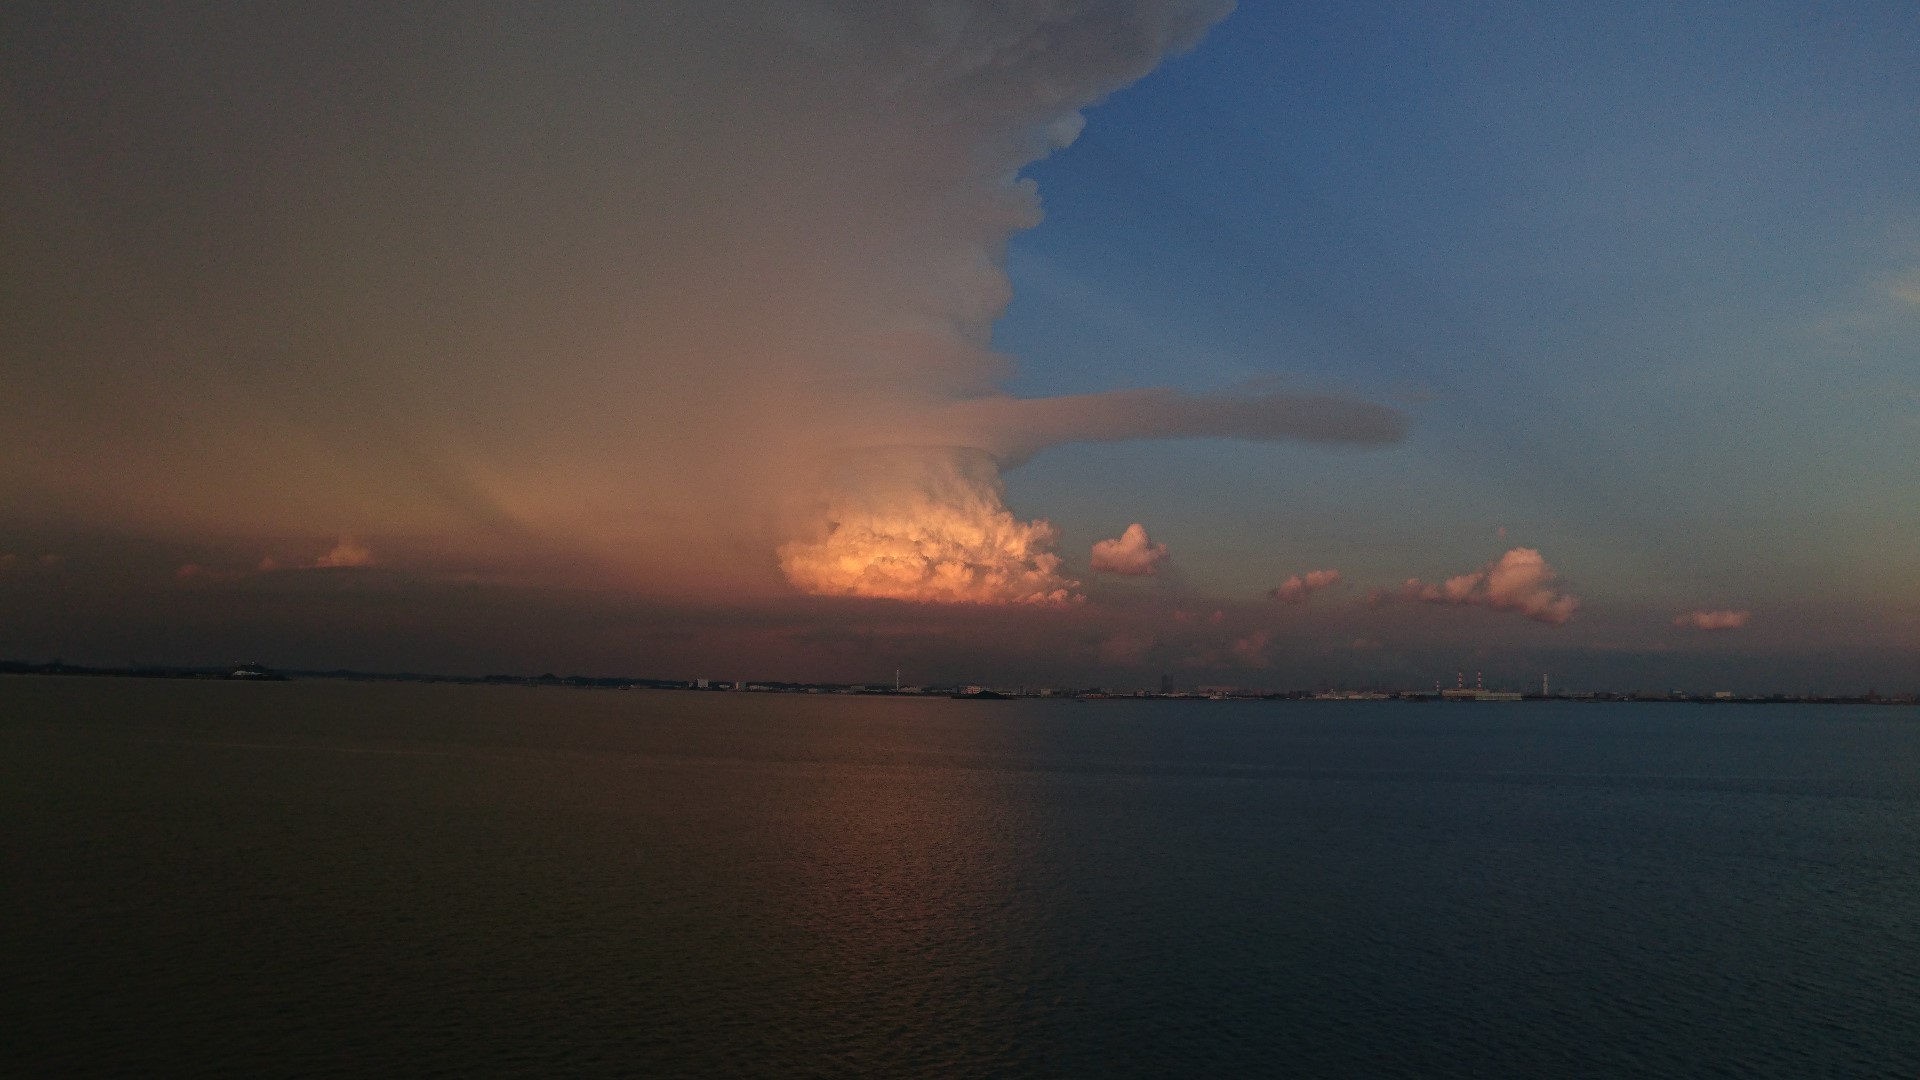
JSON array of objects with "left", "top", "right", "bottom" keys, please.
[{"left": 0, "top": 0, "right": 1418, "bottom": 603}]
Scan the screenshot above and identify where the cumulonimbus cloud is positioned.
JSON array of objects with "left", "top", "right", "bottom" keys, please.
[
  {"left": 1399, "top": 547, "right": 1578, "bottom": 625},
  {"left": 778, "top": 448, "right": 1077, "bottom": 605},
  {"left": 753, "top": 2, "right": 1402, "bottom": 605},
  {"left": 1674, "top": 609, "right": 1750, "bottom": 631},
  {"left": 1271, "top": 568, "right": 1341, "bottom": 603},
  {"left": 1091, "top": 523, "right": 1169, "bottom": 576},
  {"left": 2, "top": 1, "right": 1411, "bottom": 611}
]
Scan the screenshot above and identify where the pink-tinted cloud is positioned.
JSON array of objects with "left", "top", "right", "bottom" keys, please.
[
  {"left": 252, "top": 537, "right": 379, "bottom": 575},
  {"left": 779, "top": 449, "right": 1078, "bottom": 605},
  {"left": 1400, "top": 547, "right": 1578, "bottom": 625},
  {"left": 314, "top": 537, "right": 375, "bottom": 569},
  {"left": 1229, "top": 629, "right": 1272, "bottom": 668},
  {"left": 1090, "top": 523, "right": 1169, "bottom": 576},
  {"left": 1271, "top": 568, "right": 1341, "bottom": 603},
  {"left": 1674, "top": 609, "right": 1750, "bottom": 632},
  {"left": 777, "top": 445, "right": 1098, "bottom": 607}
]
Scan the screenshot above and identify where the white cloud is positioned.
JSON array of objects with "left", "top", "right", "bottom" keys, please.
[
  {"left": 1400, "top": 547, "right": 1578, "bottom": 625},
  {"left": 1674, "top": 609, "right": 1750, "bottom": 631},
  {"left": 1271, "top": 568, "right": 1340, "bottom": 603},
  {"left": 1090, "top": 523, "right": 1169, "bottom": 576}
]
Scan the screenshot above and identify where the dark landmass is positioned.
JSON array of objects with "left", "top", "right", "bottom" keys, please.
[{"left": 2, "top": 659, "right": 1913, "bottom": 705}]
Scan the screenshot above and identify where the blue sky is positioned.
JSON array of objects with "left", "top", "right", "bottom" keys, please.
[{"left": 998, "top": 1, "right": 1920, "bottom": 624}]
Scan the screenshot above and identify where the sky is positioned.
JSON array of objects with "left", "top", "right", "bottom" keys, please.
[{"left": 3, "top": 1, "right": 1916, "bottom": 692}]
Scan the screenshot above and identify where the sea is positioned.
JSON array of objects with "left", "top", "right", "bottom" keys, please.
[{"left": 4, "top": 677, "right": 1917, "bottom": 1078}]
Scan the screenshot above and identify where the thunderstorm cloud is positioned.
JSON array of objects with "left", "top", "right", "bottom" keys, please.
[{"left": 0, "top": 0, "right": 1403, "bottom": 608}]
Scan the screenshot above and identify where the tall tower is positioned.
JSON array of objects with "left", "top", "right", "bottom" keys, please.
[{"left": 1542, "top": 674, "right": 1550, "bottom": 697}]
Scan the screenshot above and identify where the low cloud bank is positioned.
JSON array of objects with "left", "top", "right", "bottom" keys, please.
[
  {"left": 1675, "top": 609, "right": 1750, "bottom": 631},
  {"left": 1398, "top": 547, "right": 1578, "bottom": 625},
  {"left": 1091, "top": 524, "right": 1169, "bottom": 576}
]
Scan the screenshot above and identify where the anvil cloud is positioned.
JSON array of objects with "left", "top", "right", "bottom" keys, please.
[
  {"left": 0, "top": 0, "right": 1410, "bottom": 609},
  {"left": 2, "top": 0, "right": 1910, "bottom": 691}
]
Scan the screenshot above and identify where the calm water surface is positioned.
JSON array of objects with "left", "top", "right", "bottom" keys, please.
[{"left": 4, "top": 678, "right": 1917, "bottom": 1077}]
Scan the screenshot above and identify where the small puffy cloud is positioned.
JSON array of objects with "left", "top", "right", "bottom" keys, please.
[
  {"left": 1229, "top": 629, "right": 1272, "bottom": 668},
  {"left": 1350, "top": 637, "right": 1382, "bottom": 651},
  {"left": 1401, "top": 547, "right": 1578, "bottom": 625},
  {"left": 1271, "top": 568, "right": 1341, "bottom": 603},
  {"left": 1674, "top": 609, "right": 1750, "bottom": 632},
  {"left": 314, "top": 537, "right": 375, "bottom": 568},
  {"left": 254, "top": 537, "right": 378, "bottom": 574},
  {"left": 1090, "top": 523, "right": 1168, "bottom": 576}
]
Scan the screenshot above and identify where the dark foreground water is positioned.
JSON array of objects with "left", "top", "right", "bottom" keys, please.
[{"left": 3, "top": 679, "right": 1917, "bottom": 1078}]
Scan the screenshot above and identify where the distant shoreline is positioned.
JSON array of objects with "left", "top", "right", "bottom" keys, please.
[{"left": 3, "top": 662, "right": 1912, "bottom": 707}]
